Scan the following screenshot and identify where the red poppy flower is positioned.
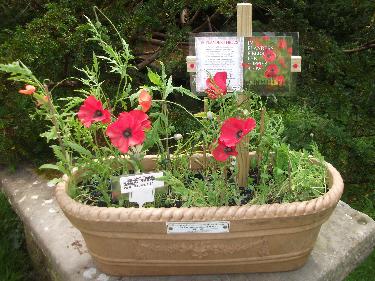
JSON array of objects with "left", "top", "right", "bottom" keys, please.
[
  {"left": 119, "top": 110, "right": 151, "bottom": 130},
  {"left": 262, "top": 35, "right": 270, "bottom": 41},
  {"left": 278, "top": 38, "right": 287, "bottom": 49},
  {"left": 287, "top": 47, "right": 293, "bottom": 55},
  {"left": 264, "top": 64, "right": 279, "bottom": 78},
  {"left": 205, "top": 72, "right": 227, "bottom": 99},
  {"left": 77, "top": 96, "right": 111, "bottom": 128},
  {"left": 219, "top": 117, "right": 256, "bottom": 147},
  {"left": 106, "top": 112, "right": 147, "bottom": 154},
  {"left": 263, "top": 48, "right": 276, "bottom": 62},
  {"left": 275, "top": 75, "right": 285, "bottom": 86},
  {"left": 212, "top": 140, "right": 238, "bottom": 162},
  {"left": 138, "top": 89, "right": 152, "bottom": 112},
  {"left": 278, "top": 57, "right": 286, "bottom": 68},
  {"left": 19, "top": 85, "right": 36, "bottom": 95}
]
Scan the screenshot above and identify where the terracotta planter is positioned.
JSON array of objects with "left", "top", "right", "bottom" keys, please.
[{"left": 55, "top": 153, "right": 344, "bottom": 276}]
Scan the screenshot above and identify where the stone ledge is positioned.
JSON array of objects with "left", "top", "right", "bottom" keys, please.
[{"left": 1, "top": 166, "right": 374, "bottom": 281}]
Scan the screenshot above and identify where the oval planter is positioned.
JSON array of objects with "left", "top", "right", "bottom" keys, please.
[{"left": 55, "top": 153, "right": 344, "bottom": 276}]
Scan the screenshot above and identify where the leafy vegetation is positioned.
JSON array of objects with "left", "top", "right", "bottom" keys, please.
[
  {"left": 0, "top": 0, "right": 373, "bottom": 279},
  {"left": 0, "top": 192, "right": 37, "bottom": 281},
  {"left": 0, "top": 0, "right": 373, "bottom": 198},
  {"left": 0, "top": 19, "right": 328, "bottom": 208}
]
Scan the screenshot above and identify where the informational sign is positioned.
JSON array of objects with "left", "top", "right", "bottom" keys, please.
[
  {"left": 166, "top": 221, "right": 230, "bottom": 234},
  {"left": 243, "top": 36, "right": 293, "bottom": 95},
  {"left": 190, "top": 32, "right": 299, "bottom": 96},
  {"left": 112, "top": 172, "right": 164, "bottom": 207},
  {"left": 195, "top": 36, "right": 244, "bottom": 92}
]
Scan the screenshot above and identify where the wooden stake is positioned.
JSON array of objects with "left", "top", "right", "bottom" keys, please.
[
  {"left": 256, "top": 108, "right": 266, "bottom": 168},
  {"left": 236, "top": 3, "right": 252, "bottom": 187},
  {"left": 203, "top": 98, "right": 208, "bottom": 170},
  {"left": 237, "top": 3, "right": 252, "bottom": 37}
]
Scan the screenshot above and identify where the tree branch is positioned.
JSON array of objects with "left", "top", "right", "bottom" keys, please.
[
  {"left": 136, "top": 50, "right": 161, "bottom": 70},
  {"left": 343, "top": 43, "right": 375, "bottom": 53},
  {"left": 139, "top": 37, "right": 165, "bottom": 46},
  {"left": 192, "top": 11, "right": 219, "bottom": 33},
  {"left": 46, "top": 80, "right": 80, "bottom": 88},
  {"left": 152, "top": 32, "right": 167, "bottom": 39},
  {"left": 187, "top": 9, "right": 200, "bottom": 25},
  {"left": 206, "top": 15, "right": 213, "bottom": 32}
]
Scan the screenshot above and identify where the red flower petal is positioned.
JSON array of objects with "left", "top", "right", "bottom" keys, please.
[
  {"left": 128, "top": 110, "right": 151, "bottom": 130},
  {"left": 212, "top": 140, "right": 238, "bottom": 162},
  {"left": 205, "top": 72, "right": 227, "bottom": 99},
  {"left": 278, "top": 38, "right": 287, "bottom": 49},
  {"left": 106, "top": 112, "right": 146, "bottom": 154},
  {"left": 263, "top": 48, "right": 276, "bottom": 62},
  {"left": 77, "top": 96, "right": 111, "bottom": 128},
  {"left": 276, "top": 75, "right": 285, "bottom": 86},
  {"left": 244, "top": 118, "right": 256, "bottom": 132},
  {"left": 219, "top": 117, "right": 256, "bottom": 147},
  {"left": 214, "top": 72, "right": 227, "bottom": 91},
  {"left": 264, "top": 64, "right": 279, "bottom": 78}
]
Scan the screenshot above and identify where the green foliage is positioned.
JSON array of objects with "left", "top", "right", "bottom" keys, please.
[
  {"left": 0, "top": 192, "right": 37, "bottom": 281},
  {"left": 345, "top": 249, "right": 375, "bottom": 281}
]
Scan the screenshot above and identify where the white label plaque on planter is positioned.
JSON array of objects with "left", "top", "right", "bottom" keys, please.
[
  {"left": 166, "top": 221, "right": 230, "bottom": 234},
  {"left": 119, "top": 172, "right": 164, "bottom": 207}
]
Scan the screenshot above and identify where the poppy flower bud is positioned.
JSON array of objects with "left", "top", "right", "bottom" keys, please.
[
  {"left": 174, "top": 133, "right": 183, "bottom": 141},
  {"left": 19, "top": 84, "right": 36, "bottom": 95},
  {"left": 35, "top": 94, "right": 49, "bottom": 107},
  {"left": 207, "top": 111, "right": 214, "bottom": 120},
  {"left": 138, "top": 89, "right": 152, "bottom": 112}
]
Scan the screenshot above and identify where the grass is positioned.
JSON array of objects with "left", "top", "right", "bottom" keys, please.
[
  {"left": 343, "top": 183, "right": 375, "bottom": 281},
  {"left": 0, "top": 192, "right": 37, "bottom": 281}
]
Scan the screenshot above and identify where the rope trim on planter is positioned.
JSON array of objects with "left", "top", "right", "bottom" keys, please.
[{"left": 55, "top": 161, "right": 344, "bottom": 223}]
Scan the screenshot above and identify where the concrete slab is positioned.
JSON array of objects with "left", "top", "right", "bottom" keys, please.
[{"left": 1, "top": 166, "right": 374, "bottom": 281}]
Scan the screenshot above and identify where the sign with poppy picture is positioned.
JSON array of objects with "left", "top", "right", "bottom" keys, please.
[
  {"left": 243, "top": 36, "right": 293, "bottom": 95},
  {"left": 193, "top": 34, "right": 244, "bottom": 93}
]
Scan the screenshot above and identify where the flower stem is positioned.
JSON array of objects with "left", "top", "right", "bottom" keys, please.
[
  {"left": 152, "top": 99, "right": 206, "bottom": 129},
  {"left": 43, "top": 85, "right": 70, "bottom": 171}
]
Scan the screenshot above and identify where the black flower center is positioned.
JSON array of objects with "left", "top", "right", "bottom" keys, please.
[
  {"left": 224, "top": 147, "right": 233, "bottom": 153},
  {"left": 123, "top": 128, "right": 132, "bottom": 138},
  {"left": 236, "top": 130, "right": 243, "bottom": 139},
  {"left": 93, "top": 110, "right": 103, "bottom": 118}
]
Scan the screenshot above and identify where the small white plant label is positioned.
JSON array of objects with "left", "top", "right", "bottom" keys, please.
[
  {"left": 166, "top": 221, "right": 230, "bottom": 234},
  {"left": 119, "top": 172, "right": 164, "bottom": 207}
]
